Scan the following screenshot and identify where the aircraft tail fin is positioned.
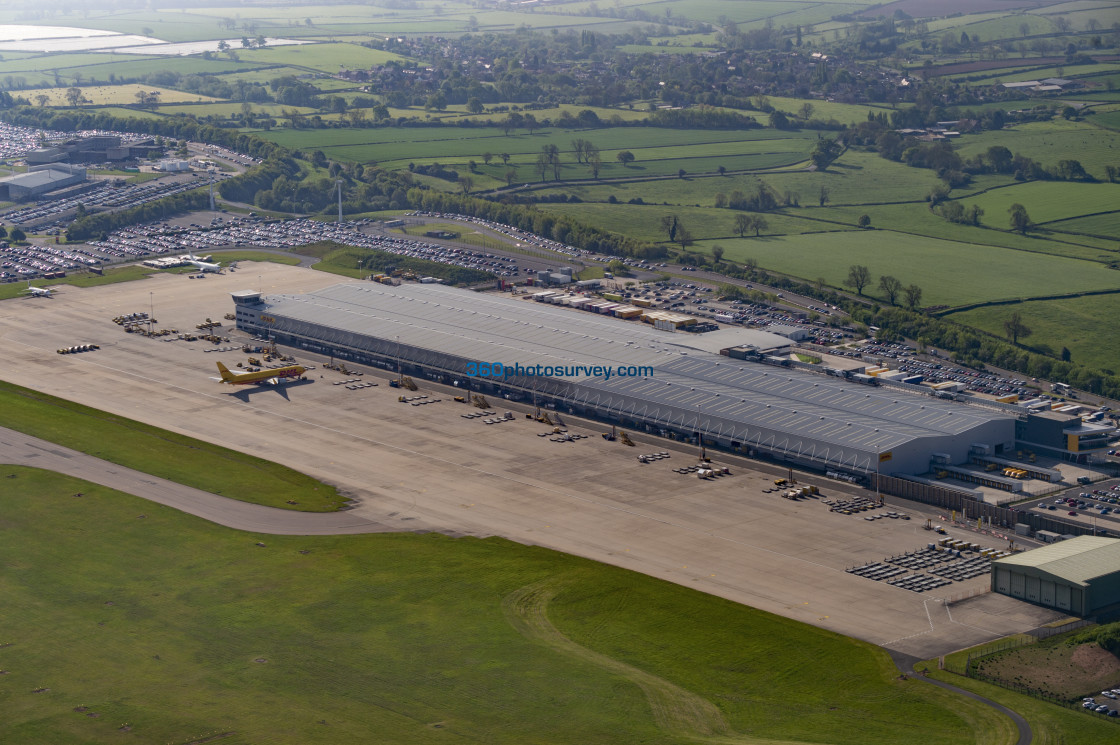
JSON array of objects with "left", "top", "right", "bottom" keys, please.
[{"left": 216, "top": 361, "right": 235, "bottom": 382}]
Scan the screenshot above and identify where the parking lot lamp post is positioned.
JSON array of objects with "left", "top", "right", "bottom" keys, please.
[
  {"left": 148, "top": 291, "right": 153, "bottom": 336},
  {"left": 875, "top": 450, "right": 881, "bottom": 504}
]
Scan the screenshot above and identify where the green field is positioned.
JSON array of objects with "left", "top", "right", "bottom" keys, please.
[
  {"left": 806, "top": 200, "right": 1119, "bottom": 259},
  {"left": 760, "top": 96, "right": 899, "bottom": 125},
  {"left": 1047, "top": 211, "right": 1120, "bottom": 238},
  {"left": 21, "top": 83, "right": 222, "bottom": 106},
  {"left": 920, "top": 667, "right": 1120, "bottom": 745},
  {"left": 687, "top": 227, "right": 1116, "bottom": 307},
  {"left": 534, "top": 150, "right": 954, "bottom": 207},
  {"left": 947, "top": 293, "right": 1120, "bottom": 371},
  {"left": 235, "top": 42, "right": 410, "bottom": 73},
  {"left": 0, "top": 380, "right": 343, "bottom": 511},
  {"left": 156, "top": 101, "right": 316, "bottom": 117},
  {"left": 294, "top": 241, "right": 494, "bottom": 285},
  {"left": 209, "top": 249, "right": 302, "bottom": 265},
  {"left": 0, "top": 266, "right": 166, "bottom": 300},
  {"left": 260, "top": 125, "right": 815, "bottom": 180},
  {"left": 721, "top": 230, "right": 1120, "bottom": 306},
  {"left": 956, "top": 119, "right": 1120, "bottom": 181},
  {"left": 83, "top": 105, "right": 168, "bottom": 120},
  {"left": 0, "top": 465, "right": 1027, "bottom": 745},
  {"left": 966, "top": 62, "right": 1120, "bottom": 86},
  {"left": 964, "top": 181, "right": 1120, "bottom": 225},
  {"left": 0, "top": 52, "right": 139, "bottom": 74}
]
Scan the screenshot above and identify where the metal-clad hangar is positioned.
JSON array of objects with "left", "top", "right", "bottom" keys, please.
[
  {"left": 991, "top": 537, "right": 1120, "bottom": 616},
  {"left": 231, "top": 283, "right": 1017, "bottom": 478}
]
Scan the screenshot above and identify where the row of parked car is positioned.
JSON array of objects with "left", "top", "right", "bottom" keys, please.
[
  {"left": 0, "top": 122, "right": 87, "bottom": 160},
  {"left": 84, "top": 217, "right": 527, "bottom": 278},
  {"left": 859, "top": 343, "right": 1034, "bottom": 398},
  {"left": 0, "top": 242, "right": 99, "bottom": 281},
  {"left": 1083, "top": 689, "right": 1120, "bottom": 716},
  {"left": 408, "top": 211, "right": 603, "bottom": 263}
]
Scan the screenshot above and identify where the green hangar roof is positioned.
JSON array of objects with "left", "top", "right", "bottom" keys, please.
[{"left": 993, "top": 537, "right": 1120, "bottom": 587}]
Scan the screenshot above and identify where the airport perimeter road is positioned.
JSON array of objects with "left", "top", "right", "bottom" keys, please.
[
  {"left": 887, "top": 650, "right": 1031, "bottom": 745},
  {"left": 0, "top": 426, "right": 405, "bottom": 536}
]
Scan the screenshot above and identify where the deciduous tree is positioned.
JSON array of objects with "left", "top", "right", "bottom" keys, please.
[
  {"left": 879, "top": 275, "right": 902, "bottom": 305},
  {"left": 1008, "top": 203, "right": 1032, "bottom": 234},
  {"left": 904, "top": 284, "right": 923, "bottom": 311},
  {"left": 1004, "top": 311, "right": 1032, "bottom": 344},
  {"left": 846, "top": 264, "right": 871, "bottom": 295}
]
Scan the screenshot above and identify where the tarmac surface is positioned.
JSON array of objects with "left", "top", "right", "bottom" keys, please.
[{"left": 0, "top": 263, "right": 1064, "bottom": 660}]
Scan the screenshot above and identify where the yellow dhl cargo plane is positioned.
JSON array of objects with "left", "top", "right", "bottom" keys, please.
[{"left": 214, "top": 361, "right": 307, "bottom": 386}]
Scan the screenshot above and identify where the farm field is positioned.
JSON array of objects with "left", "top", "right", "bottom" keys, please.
[
  {"left": 460, "top": 146, "right": 810, "bottom": 183},
  {"left": 0, "top": 53, "right": 255, "bottom": 85},
  {"left": 535, "top": 198, "right": 1120, "bottom": 306},
  {"left": 759, "top": 95, "right": 899, "bottom": 124},
  {"left": 382, "top": 104, "right": 653, "bottom": 126},
  {"left": 1092, "top": 107, "right": 1120, "bottom": 130},
  {"left": 691, "top": 229, "right": 1120, "bottom": 307},
  {"left": 0, "top": 466, "right": 1016, "bottom": 745},
  {"left": 58, "top": 55, "right": 258, "bottom": 82},
  {"left": 965, "top": 62, "right": 1120, "bottom": 86},
  {"left": 1047, "top": 211, "right": 1120, "bottom": 237},
  {"left": 738, "top": 150, "right": 953, "bottom": 205},
  {"left": 965, "top": 181, "right": 1120, "bottom": 225},
  {"left": 947, "top": 293, "right": 1120, "bottom": 372},
  {"left": 955, "top": 119, "right": 1120, "bottom": 181},
  {"left": 539, "top": 201, "right": 845, "bottom": 243},
  {"left": 0, "top": 52, "right": 139, "bottom": 74},
  {"left": 11, "top": 12, "right": 232, "bottom": 43},
  {"left": 805, "top": 200, "right": 1120, "bottom": 259},
  {"left": 260, "top": 124, "right": 797, "bottom": 155},
  {"left": 21, "top": 83, "right": 222, "bottom": 106},
  {"left": 259, "top": 125, "right": 817, "bottom": 177},
  {"left": 235, "top": 42, "right": 411, "bottom": 72},
  {"left": 214, "top": 66, "right": 320, "bottom": 85},
  {"left": 155, "top": 101, "right": 316, "bottom": 117},
  {"left": 84, "top": 105, "right": 167, "bottom": 120}
]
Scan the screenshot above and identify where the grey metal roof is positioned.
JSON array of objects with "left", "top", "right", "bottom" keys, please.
[
  {"left": 256, "top": 283, "right": 1013, "bottom": 457},
  {"left": 993, "top": 537, "right": 1120, "bottom": 586},
  {"left": 0, "top": 168, "right": 76, "bottom": 188}
]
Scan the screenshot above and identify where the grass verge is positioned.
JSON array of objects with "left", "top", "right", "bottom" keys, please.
[
  {"left": 918, "top": 668, "right": 1120, "bottom": 745},
  {"left": 0, "top": 466, "right": 1027, "bottom": 745},
  {"left": 294, "top": 240, "right": 494, "bottom": 285},
  {"left": 0, "top": 381, "right": 343, "bottom": 511}
]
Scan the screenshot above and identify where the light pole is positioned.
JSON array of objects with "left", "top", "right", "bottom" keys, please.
[
  {"left": 148, "top": 291, "right": 153, "bottom": 336},
  {"left": 874, "top": 451, "right": 881, "bottom": 505}
]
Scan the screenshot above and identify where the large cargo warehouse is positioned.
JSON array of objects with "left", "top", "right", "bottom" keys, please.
[
  {"left": 231, "top": 283, "right": 1017, "bottom": 478},
  {"left": 991, "top": 537, "right": 1120, "bottom": 616}
]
